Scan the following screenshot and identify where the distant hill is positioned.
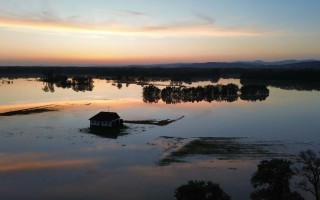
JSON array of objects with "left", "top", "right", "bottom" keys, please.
[
  {"left": 154, "top": 60, "right": 320, "bottom": 69},
  {"left": 237, "top": 59, "right": 318, "bottom": 66},
  {"left": 0, "top": 60, "right": 319, "bottom": 69}
]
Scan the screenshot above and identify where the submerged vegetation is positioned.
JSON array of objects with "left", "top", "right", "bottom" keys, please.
[
  {"left": 124, "top": 116, "right": 184, "bottom": 126},
  {"left": 157, "top": 137, "right": 289, "bottom": 166},
  {"left": 0, "top": 105, "right": 58, "bottom": 116}
]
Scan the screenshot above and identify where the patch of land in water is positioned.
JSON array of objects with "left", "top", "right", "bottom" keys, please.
[
  {"left": 124, "top": 116, "right": 184, "bottom": 126},
  {"left": 155, "top": 137, "right": 292, "bottom": 166},
  {"left": 0, "top": 105, "right": 58, "bottom": 116}
]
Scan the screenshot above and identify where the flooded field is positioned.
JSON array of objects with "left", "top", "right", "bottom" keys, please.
[{"left": 0, "top": 78, "right": 319, "bottom": 200}]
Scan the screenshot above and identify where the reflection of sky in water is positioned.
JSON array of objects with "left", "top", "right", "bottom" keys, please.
[{"left": 0, "top": 79, "right": 319, "bottom": 199}]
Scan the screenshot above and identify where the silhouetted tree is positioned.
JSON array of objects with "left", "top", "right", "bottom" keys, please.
[
  {"left": 138, "top": 76, "right": 145, "bottom": 82},
  {"left": 175, "top": 180, "right": 231, "bottom": 200},
  {"left": 117, "top": 83, "right": 123, "bottom": 90},
  {"left": 170, "top": 80, "right": 183, "bottom": 86},
  {"left": 142, "top": 85, "right": 161, "bottom": 103},
  {"left": 71, "top": 76, "right": 94, "bottom": 92},
  {"left": 41, "top": 74, "right": 71, "bottom": 92},
  {"left": 116, "top": 75, "right": 122, "bottom": 81},
  {"left": 42, "top": 82, "right": 55, "bottom": 93},
  {"left": 297, "top": 150, "right": 320, "bottom": 200},
  {"left": 251, "top": 159, "right": 303, "bottom": 200},
  {"left": 54, "top": 75, "right": 72, "bottom": 89},
  {"left": 41, "top": 69, "right": 55, "bottom": 82}
]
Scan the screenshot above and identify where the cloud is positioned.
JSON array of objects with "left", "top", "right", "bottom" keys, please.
[
  {"left": 103, "top": 8, "right": 148, "bottom": 17},
  {"left": 194, "top": 13, "right": 215, "bottom": 25},
  {"left": 0, "top": 7, "right": 273, "bottom": 38}
]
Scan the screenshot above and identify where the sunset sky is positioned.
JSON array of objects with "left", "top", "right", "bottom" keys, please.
[{"left": 0, "top": 0, "right": 319, "bottom": 66}]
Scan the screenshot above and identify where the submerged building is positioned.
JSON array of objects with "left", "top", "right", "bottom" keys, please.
[{"left": 89, "top": 112, "right": 123, "bottom": 128}]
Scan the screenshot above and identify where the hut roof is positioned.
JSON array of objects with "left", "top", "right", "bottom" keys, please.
[{"left": 89, "top": 112, "right": 120, "bottom": 121}]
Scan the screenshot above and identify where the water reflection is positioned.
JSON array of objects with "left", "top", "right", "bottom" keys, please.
[
  {"left": 39, "top": 75, "right": 270, "bottom": 103},
  {"left": 0, "top": 152, "right": 96, "bottom": 172},
  {"left": 38, "top": 73, "right": 320, "bottom": 93},
  {"left": 41, "top": 75, "right": 94, "bottom": 92},
  {"left": 241, "top": 79, "right": 320, "bottom": 91},
  {"left": 0, "top": 78, "right": 320, "bottom": 200},
  {"left": 80, "top": 127, "right": 130, "bottom": 139},
  {"left": 240, "top": 85, "right": 270, "bottom": 102}
]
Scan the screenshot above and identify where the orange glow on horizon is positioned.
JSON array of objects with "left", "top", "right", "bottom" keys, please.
[{"left": 0, "top": 12, "right": 280, "bottom": 65}]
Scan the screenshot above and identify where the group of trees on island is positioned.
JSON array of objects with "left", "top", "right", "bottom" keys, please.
[
  {"left": 174, "top": 150, "right": 320, "bottom": 200},
  {"left": 41, "top": 73, "right": 94, "bottom": 92},
  {"left": 143, "top": 84, "right": 270, "bottom": 104}
]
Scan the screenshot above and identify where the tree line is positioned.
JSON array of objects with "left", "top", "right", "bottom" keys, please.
[
  {"left": 174, "top": 150, "right": 320, "bottom": 200},
  {"left": 2, "top": 64, "right": 320, "bottom": 82},
  {"left": 142, "top": 84, "right": 270, "bottom": 104}
]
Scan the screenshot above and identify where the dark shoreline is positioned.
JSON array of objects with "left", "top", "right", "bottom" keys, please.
[{"left": 1, "top": 61, "right": 320, "bottom": 81}]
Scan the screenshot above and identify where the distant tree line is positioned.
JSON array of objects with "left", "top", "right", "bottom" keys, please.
[
  {"left": 0, "top": 79, "right": 13, "bottom": 85},
  {"left": 174, "top": 150, "right": 320, "bottom": 200},
  {"left": 143, "top": 84, "right": 269, "bottom": 104},
  {"left": 1, "top": 66, "right": 222, "bottom": 81},
  {"left": 1, "top": 64, "right": 320, "bottom": 82},
  {"left": 240, "top": 68, "right": 320, "bottom": 81}
]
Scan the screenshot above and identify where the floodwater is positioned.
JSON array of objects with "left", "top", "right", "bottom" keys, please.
[{"left": 0, "top": 78, "right": 319, "bottom": 200}]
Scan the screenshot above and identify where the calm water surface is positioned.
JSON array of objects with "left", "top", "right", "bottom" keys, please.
[{"left": 0, "top": 78, "right": 319, "bottom": 200}]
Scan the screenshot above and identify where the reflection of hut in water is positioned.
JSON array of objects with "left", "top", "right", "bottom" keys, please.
[{"left": 89, "top": 112, "right": 123, "bottom": 129}]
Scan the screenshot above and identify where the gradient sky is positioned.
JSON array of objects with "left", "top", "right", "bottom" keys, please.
[{"left": 0, "top": 0, "right": 319, "bottom": 66}]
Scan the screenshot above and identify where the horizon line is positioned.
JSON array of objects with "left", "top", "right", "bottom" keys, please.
[{"left": 0, "top": 59, "right": 319, "bottom": 67}]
